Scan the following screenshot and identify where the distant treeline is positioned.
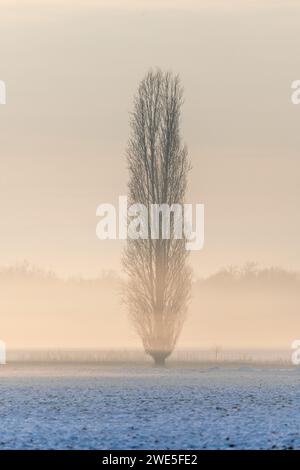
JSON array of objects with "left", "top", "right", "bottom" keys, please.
[
  {"left": 0, "top": 261, "right": 298, "bottom": 290},
  {"left": 0, "top": 261, "right": 120, "bottom": 287},
  {"left": 195, "top": 263, "right": 299, "bottom": 291}
]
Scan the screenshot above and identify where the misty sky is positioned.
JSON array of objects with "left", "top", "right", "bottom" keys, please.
[{"left": 1, "top": 0, "right": 300, "bottom": 279}]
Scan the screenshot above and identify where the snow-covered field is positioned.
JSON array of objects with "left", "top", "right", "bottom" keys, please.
[{"left": 0, "top": 364, "right": 299, "bottom": 449}]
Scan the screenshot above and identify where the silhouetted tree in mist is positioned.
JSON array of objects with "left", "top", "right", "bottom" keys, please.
[{"left": 122, "top": 69, "right": 191, "bottom": 366}]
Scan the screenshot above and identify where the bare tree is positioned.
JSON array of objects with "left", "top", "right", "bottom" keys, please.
[{"left": 122, "top": 69, "right": 191, "bottom": 366}]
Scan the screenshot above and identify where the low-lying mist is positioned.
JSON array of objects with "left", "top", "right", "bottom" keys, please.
[{"left": 1, "top": 262, "right": 299, "bottom": 352}]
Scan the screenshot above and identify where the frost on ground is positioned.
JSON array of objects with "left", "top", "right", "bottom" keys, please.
[{"left": 0, "top": 364, "right": 299, "bottom": 449}]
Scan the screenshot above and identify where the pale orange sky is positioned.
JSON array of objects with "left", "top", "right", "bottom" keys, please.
[{"left": 0, "top": 0, "right": 300, "bottom": 278}]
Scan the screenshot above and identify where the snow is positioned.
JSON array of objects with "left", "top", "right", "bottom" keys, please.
[{"left": 0, "top": 364, "right": 299, "bottom": 449}]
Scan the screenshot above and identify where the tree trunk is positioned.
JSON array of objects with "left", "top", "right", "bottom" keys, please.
[{"left": 151, "top": 351, "right": 169, "bottom": 367}]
